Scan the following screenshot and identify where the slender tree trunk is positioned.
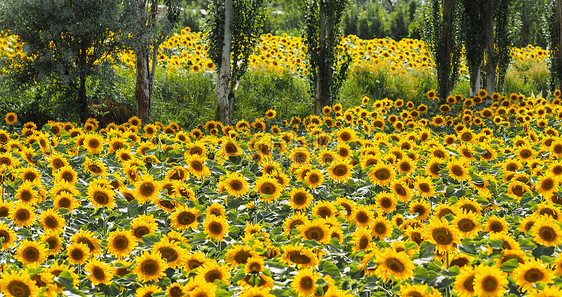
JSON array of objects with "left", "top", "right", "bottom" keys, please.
[
  {"left": 484, "top": 0, "right": 496, "bottom": 101},
  {"left": 215, "top": 0, "right": 233, "bottom": 125},
  {"left": 469, "top": 67, "right": 481, "bottom": 97},
  {"left": 136, "top": 49, "right": 152, "bottom": 124},
  {"left": 558, "top": 0, "right": 562, "bottom": 91},
  {"left": 437, "top": 0, "right": 453, "bottom": 102},
  {"left": 315, "top": 0, "right": 332, "bottom": 115},
  {"left": 79, "top": 74, "right": 89, "bottom": 122}
]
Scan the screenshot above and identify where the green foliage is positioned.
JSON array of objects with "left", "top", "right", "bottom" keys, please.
[
  {"left": 494, "top": 0, "right": 516, "bottom": 92},
  {"left": 502, "top": 60, "right": 550, "bottom": 96},
  {"left": 233, "top": 67, "right": 312, "bottom": 121},
  {"left": 152, "top": 70, "right": 216, "bottom": 128},
  {"left": 546, "top": 0, "right": 562, "bottom": 91}
]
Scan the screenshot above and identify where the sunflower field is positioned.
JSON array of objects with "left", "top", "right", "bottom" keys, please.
[{"left": 2, "top": 87, "right": 562, "bottom": 297}]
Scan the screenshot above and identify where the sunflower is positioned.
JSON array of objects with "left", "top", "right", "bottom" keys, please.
[
  {"left": 204, "top": 215, "right": 229, "bottom": 241},
  {"left": 218, "top": 172, "right": 249, "bottom": 198},
  {"left": 531, "top": 217, "right": 562, "bottom": 247},
  {"left": 39, "top": 209, "right": 65, "bottom": 234},
  {"left": 370, "top": 217, "right": 393, "bottom": 240},
  {"left": 454, "top": 266, "right": 476, "bottom": 297},
  {"left": 351, "top": 205, "right": 374, "bottom": 227},
  {"left": 516, "top": 144, "right": 536, "bottom": 161},
  {"left": 83, "top": 134, "right": 105, "bottom": 154},
  {"left": 304, "top": 169, "right": 324, "bottom": 189},
  {"left": 284, "top": 213, "right": 310, "bottom": 237},
  {"left": 254, "top": 175, "right": 282, "bottom": 203},
  {"left": 170, "top": 205, "right": 200, "bottom": 230},
  {"left": 425, "top": 157, "right": 443, "bottom": 177},
  {"left": 447, "top": 158, "right": 470, "bottom": 182},
  {"left": 54, "top": 165, "right": 78, "bottom": 185},
  {"left": 535, "top": 173, "right": 559, "bottom": 198},
  {"left": 409, "top": 200, "right": 431, "bottom": 221},
  {"left": 368, "top": 163, "right": 395, "bottom": 187},
  {"left": 473, "top": 265, "right": 508, "bottom": 297},
  {"left": 152, "top": 238, "right": 186, "bottom": 269},
  {"left": 11, "top": 203, "right": 36, "bottom": 227},
  {"left": 290, "top": 148, "right": 311, "bottom": 166},
  {"left": 423, "top": 218, "right": 461, "bottom": 253},
  {"left": 483, "top": 215, "right": 510, "bottom": 234},
  {"left": 196, "top": 260, "right": 230, "bottom": 284},
  {"left": 207, "top": 203, "right": 226, "bottom": 218},
  {"left": 352, "top": 227, "right": 372, "bottom": 251},
  {"left": 457, "top": 197, "right": 483, "bottom": 215},
  {"left": 14, "top": 240, "right": 47, "bottom": 268},
  {"left": 312, "top": 201, "right": 337, "bottom": 219},
  {"left": 87, "top": 183, "right": 115, "bottom": 209},
  {"left": 0, "top": 223, "right": 17, "bottom": 251},
  {"left": 452, "top": 211, "right": 481, "bottom": 238},
  {"left": 133, "top": 251, "right": 167, "bottom": 283},
  {"left": 66, "top": 242, "right": 91, "bottom": 265},
  {"left": 291, "top": 269, "right": 317, "bottom": 297},
  {"left": 53, "top": 192, "right": 80, "bottom": 213},
  {"left": 375, "top": 248, "right": 414, "bottom": 281},
  {"left": 371, "top": 191, "right": 395, "bottom": 214},
  {"left": 399, "top": 283, "right": 433, "bottom": 297},
  {"left": 244, "top": 255, "right": 265, "bottom": 274},
  {"left": 82, "top": 157, "right": 108, "bottom": 176},
  {"left": 514, "top": 259, "right": 554, "bottom": 292},
  {"left": 327, "top": 159, "right": 353, "bottom": 183},
  {"left": 85, "top": 258, "right": 114, "bottom": 286},
  {"left": 225, "top": 245, "right": 258, "bottom": 267},
  {"left": 184, "top": 252, "right": 208, "bottom": 272},
  {"left": 71, "top": 229, "right": 101, "bottom": 255},
  {"left": 298, "top": 219, "right": 330, "bottom": 244},
  {"left": 391, "top": 179, "right": 413, "bottom": 203},
  {"left": 107, "top": 229, "right": 137, "bottom": 258},
  {"left": 15, "top": 182, "right": 39, "bottom": 205},
  {"left": 4, "top": 112, "right": 17, "bottom": 125},
  {"left": 0, "top": 270, "right": 39, "bottom": 297},
  {"left": 288, "top": 187, "right": 313, "bottom": 210},
  {"left": 518, "top": 215, "right": 537, "bottom": 234},
  {"left": 134, "top": 175, "right": 161, "bottom": 203}
]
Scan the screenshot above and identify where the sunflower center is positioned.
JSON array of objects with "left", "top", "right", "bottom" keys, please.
[
  {"left": 141, "top": 259, "right": 160, "bottom": 276},
  {"left": 288, "top": 251, "right": 312, "bottom": 264},
  {"left": 140, "top": 182, "right": 156, "bottom": 197},
  {"left": 209, "top": 222, "right": 223, "bottom": 235},
  {"left": 333, "top": 164, "right": 348, "bottom": 177},
  {"left": 70, "top": 249, "right": 85, "bottom": 261},
  {"left": 93, "top": 267, "right": 106, "bottom": 280},
  {"left": 159, "top": 247, "right": 179, "bottom": 263},
  {"left": 19, "top": 190, "right": 33, "bottom": 202},
  {"left": 394, "top": 184, "right": 407, "bottom": 196},
  {"left": 205, "top": 269, "right": 223, "bottom": 283},
  {"left": 260, "top": 182, "right": 276, "bottom": 195},
  {"left": 304, "top": 226, "right": 325, "bottom": 241},
  {"left": 458, "top": 218, "right": 476, "bottom": 232},
  {"left": 93, "top": 191, "right": 109, "bottom": 205},
  {"left": 113, "top": 235, "right": 130, "bottom": 251},
  {"left": 44, "top": 215, "right": 59, "bottom": 229},
  {"left": 380, "top": 198, "right": 392, "bottom": 209},
  {"left": 177, "top": 212, "right": 196, "bottom": 226},
  {"left": 511, "top": 185, "right": 524, "bottom": 196},
  {"left": 524, "top": 268, "right": 544, "bottom": 283},
  {"left": 399, "top": 162, "right": 411, "bottom": 172},
  {"left": 419, "top": 183, "right": 430, "bottom": 193},
  {"left": 461, "top": 204, "right": 477, "bottom": 214},
  {"left": 355, "top": 211, "right": 369, "bottom": 224},
  {"left": 293, "top": 192, "right": 308, "bottom": 206},
  {"left": 134, "top": 226, "right": 150, "bottom": 239},
  {"left": 539, "top": 226, "right": 556, "bottom": 242},
  {"left": 385, "top": 257, "right": 405, "bottom": 273},
  {"left": 541, "top": 179, "right": 555, "bottom": 191},
  {"left": 288, "top": 219, "right": 304, "bottom": 230},
  {"left": 432, "top": 227, "right": 453, "bottom": 245},
  {"left": 234, "top": 250, "right": 252, "bottom": 264},
  {"left": 61, "top": 171, "right": 74, "bottom": 182},
  {"left": 57, "top": 197, "right": 71, "bottom": 208},
  {"left": 438, "top": 209, "right": 453, "bottom": 219},
  {"left": 15, "top": 209, "right": 30, "bottom": 222},
  {"left": 0, "top": 230, "right": 11, "bottom": 244},
  {"left": 46, "top": 236, "right": 59, "bottom": 251},
  {"left": 224, "top": 143, "right": 238, "bottom": 155},
  {"left": 413, "top": 205, "right": 427, "bottom": 217},
  {"left": 374, "top": 223, "right": 387, "bottom": 235},
  {"left": 316, "top": 207, "right": 332, "bottom": 218},
  {"left": 463, "top": 275, "right": 475, "bottom": 292},
  {"left": 187, "top": 259, "right": 203, "bottom": 270},
  {"left": 450, "top": 257, "right": 469, "bottom": 268},
  {"left": 308, "top": 174, "right": 320, "bottom": 184},
  {"left": 374, "top": 168, "right": 391, "bottom": 180},
  {"left": 23, "top": 246, "right": 40, "bottom": 262},
  {"left": 299, "top": 275, "right": 314, "bottom": 290},
  {"left": 229, "top": 180, "right": 243, "bottom": 191},
  {"left": 88, "top": 164, "right": 102, "bottom": 174},
  {"left": 539, "top": 209, "right": 557, "bottom": 220},
  {"left": 0, "top": 206, "right": 9, "bottom": 217},
  {"left": 489, "top": 222, "right": 504, "bottom": 233},
  {"left": 450, "top": 165, "right": 464, "bottom": 177},
  {"left": 481, "top": 275, "right": 498, "bottom": 292},
  {"left": 88, "top": 139, "right": 100, "bottom": 149},
  {"left": 7, "top": 280, "right": 31, "bottom": 297},
  {"left": 340, "top": 132, "right": 351, "bottom": 142}
]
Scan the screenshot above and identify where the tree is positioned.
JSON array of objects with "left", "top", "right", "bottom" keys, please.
[
  {"left": 547, "top": 0, "right": 562, "bottom": 91},
  {"left": 461, "top": 0, "right": 486, "bottom": 96},
  {"left": 425, "top": 0, "right": 463, "bottom": 102},
  {"left": 122, "top": 0, "right": 181, "bottom": 124},
  {"left": 303, "top": 0, "right": 350, "bottom": 115},
  {"left": 206, "top": 0, "right": 266, "bottom": 125},
  {"left": 0, "top": 0, "right": 125, "bottom": 122}
]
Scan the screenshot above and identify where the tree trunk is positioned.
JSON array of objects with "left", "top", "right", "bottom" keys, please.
[
  {"left": 79, "top": 74, "right": 89, "bottom": 122},
  {"left": 469, "top": 67, "right": 481, "bottom": 97},
  {"left": 558, "top": 0, "right": 562, "bottom": 91},
  {"left": 438, "top": 0, "right": 453, "bottom": 102},
  {"left": 136, "top": 49, "right": 152, "bottom": 124},
  {"left": 215, "top": 0, "right": 233, "bottom": 125},
  {"left": 484, "top": 0, "right": 496, "bottom": 102},
  {"left": 314, "top": 0, "right": 332, "bottom": 115}
]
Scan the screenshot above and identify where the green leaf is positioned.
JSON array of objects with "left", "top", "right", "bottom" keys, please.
[
  {"left": 142, "top": 234, "right": 160, "bottom": 248},
  {"left": 532, "top": 245, "right": 555, "bottom": 258},
  {"left": 500, "top": 258, "right": 520, "bottom": 272},
  {"left": 488, "top": 239, "right": 503, "bottom": 249},
  {"left": 127, "top": 199, "right": 139, "bottom": 217},
  {"left": 518, "top": 238, "right": 537, "bottom": 251},
  {"left": 405, "top": 241, "right": 418, "bottom": 250},
  {"left": 321, "top": 261, "right": 341, "bottom": 279}
]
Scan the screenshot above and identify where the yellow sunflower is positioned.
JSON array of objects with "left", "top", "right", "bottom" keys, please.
[
  {"left": 473, "top": 265, "right": 508, "bottom": 297},
  {"left": 204, "top": 215, "right": 229, "bottom": 241},
  {"left": 351, "top": 205, "right": 374, "bottom": 227},
  {"left": 219, "top": 172, "right": 249, "bottom": 198},
  {"left": 66, "top": 242, "right": 91, "bottom": 265},
  {"left": 4, "top": 112, "right": 17, "bottom": 125},
  {"left": 254, "top": 175, "right": 282, "bottom": 203},
  {"left": 39, "top": 208, "right": 65, "bottom": 234},
  {"left": 423, "top": 218, "right": 461, "bottom": 253},
  {"left": 368, "top": 162, "right": 395, "bottom": 187},
  {"left": 186, "top": 154, "right": 211, "bottom": 179},
  {"left": 374, "top": 191, "right": 397, "bottom": 213},
  {"left": 15, "top": 240, "right": 48, "bottom": 268},
  {"left": 454, "top": 266, "right": 476, "bottom": 297},
  {"left": 83, "top": 134, "right": 105, "bottom": 154},
  {"left": 535, "top": 173, "right": 559, "bottom": 198},
  {"left": 312, "top": 201, "right": 337, "bottom": 219},
  {"left": 288, "top": 187, "right": 313, "bottom": 210},
  {"left": 531, "top": 217, "right": 562, "bottom": 247},
  {"left": 70, "top": 229, "right": 101, "bottom": 255},
  {"left": 87, "top": 183, "right": 115, "bottom": 209},
  {"left": 134, "top": 251, "right": 167, "bottom": 283},
  {"left": 304, "top": 169, "right": 324, "bottom": 189},
  {"left": 0, "top": 222, "right": 17, "bottom": 250},
  {"left": 298, "top": 218, "right": 330, "bottom": 244},
  {"left": 107, "top": 229, "right": 137, "bottom": 258},
  {"left": 352, "top": 227, "right": 372, "bottom": 251},
  {"left": 370, "top": 217, "right": 393, "bottom": 240},
  {"left": 452, "top": 211, "right": 481, "bottom": 238},
  {"left": 513, "top": 259, "right": 554, "bottom": 293},
  {"left": 196, "top": 260, "right": 230, "bottom": 285},
  {"left": 0, "top": 270, "right": 39, "bottom": 297},
  {"left": 291, "top": 269, "right": 318, "bottom": 297},
  {"left": 327, "top": 159, "right": 353, "bottom": 183},
  {"left": 375, "top": 248, "right": 415, "bottom": 281},
  {"left": 170, "top": 205, "right": 200, "bottom": 230},
  {"left": 283, "top": 212, "right": 310, "bottom": 237},
  {"left": 134, "top": 175, "right": 161, "bottom": 203},
  {"left": 151, "top": 238, "right": 186, "bottom": 269},
  {"left": 85, "top": 258, "right": 114, "bottom": 286},
  {"left": 10, "top": 203, "right": 36, "bottom": 228},
  {"left": 54, "top": 165, "right": 78, "bottom": 185}
]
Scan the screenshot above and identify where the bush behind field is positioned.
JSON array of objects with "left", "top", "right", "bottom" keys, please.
[{"left": 0, "top": 59, "right": 550, "bottom": 128}]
